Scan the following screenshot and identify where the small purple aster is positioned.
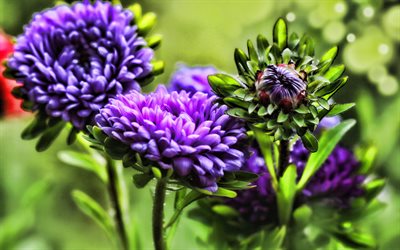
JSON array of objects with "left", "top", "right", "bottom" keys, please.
[
  {"left": 168, "top": 65, "right": 217, "bottom": 95},
  {"left": 255, "top": 64, "right": 306, "bottom": 110},
  {"left": 227, "top": 141, "right": 365, "bottom": 225},
  {"left": 95, "top": 85, "right": 247, "bottom": 192},
  {"left": 8, "top": 1, "right": 154, "bottom": 129}
]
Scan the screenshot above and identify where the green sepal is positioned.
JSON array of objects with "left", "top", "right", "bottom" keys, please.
[
  {"left": 21, "top": 113, "right": 47, "bottom": 140},
  {"left": 324, "top": 64, "right": 345, "bottom": 82},
  {"left": 327, "top": 103, "right": 355, "bottom": 117},
  {"left": 234, "top": 48, "right": 250, "bottom": 75},
  {"left": 247, "top": 39, "right": 258, "bottom": 63},
  {"left": 35, "top": 121, "right": 65, "bottom": 152},
  {"left": 137, "top": 12, "right": 156, "bottom": 36},
  {"left": 277, "top": 111, "right": 289, "bottom": 123},
  {"left": 146, "top": 34, "right": 162, "bottom": 49},
  {"left": 67, "top": 127, "right": 78, "bottom": 145},
  {"left": 151, "top": 167, "right": 162, "bottom": 179},
  {"left": 132, "top": 173, "right": 153, "bottom": 188},
  {"left": 104, "top": 137, "right": 129, "bottom": 160},
  {"left": 273, "top": 18, "right": 287, "bottom": 52},
  {"left": 363, "top": 179, "right": 385, "bottom": 202},
  {"left": 128, "top": 3, "right": 142, "bottom": 22},
  {"left": 151, "top": 60, "right": 164, "bottom": 76}
]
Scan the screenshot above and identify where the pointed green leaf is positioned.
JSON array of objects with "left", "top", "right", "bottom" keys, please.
[
  {"left": 327, "top": 103, "right": 355, "bottom": 117},
  {"left": 364, "top": 179, "right": 385, "bottom": 202},
  {"left": 282, "top": 48, "right": 292, "bottom": 64},
  {"left": 151, "top": 167, "right": 162, "bottom": 179},
  {"left": 71, "top": 190, "right": 116, "bottom": 242},
  {"left": 293, "top": 114, "right": 306, "bottom": 127},
  {"left": 151, "top": 61, "right": 164, "bottom": 76},
  {"left": 58, "top": 151, "right": 108, "bottom": 183},
  {"left": 315, "top": 76, "right": 348, "bottom": 99},
  {"left": 247, "top": 40, "right": 258, "bottom": 62},
  {"left": 223, "top": 97, "right": 249, "bottom": 109},
  {"left": 212, "top": 205, "right": 240, "bottom": 217},
  {"left": 252, "top": 127, "right": 278, "bottom": 189},
  {"left": 146, "top": 34, "right": 162, "bottom": 49},
  {"left": 248, "top": 103, "right": 258, "bottom": 114},
  {"left": 132, "top": 173, "right": 153, "bottom": 188},
  {"left": 320, "top": 46, "right": 338, "bottom": 66},
  {"left": 273, "top": 18, "right": 288, "bottom": 51},
  {"left": 324, "top": 64, "right": 345, "bottom": 82},
  {"left": 21, "top": 114, "right": 47, "bottom": 140},
  {"left": 128, "top": 3, "right": 142, "bottom": 22},
  {"left": 301, "top": 130, "right": 318, "bottom": 152},
  {"left": 297, "top": 120, "right": 356, "bottom": 191},
  {"left": 234, "top": 48, "right": 249, "bottom": 74},
  {"left": 295, "top": 104, "right": 310, "bottom": 114},
  {"left": 288, "top": 32, "right": 300, "bottom": 49},
  {"left": 317, "top": 98, "right": 330, "bottom": 110},
  {"left": 277, "top": 164, "right": 297, "bottom": 224}
]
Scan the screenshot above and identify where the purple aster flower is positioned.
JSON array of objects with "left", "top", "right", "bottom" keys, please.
[
  {"left": 225, "top": 147, "right": 276, "bottom": 225},
  {"left": 168, "top": 65, "right": 217, "bottom": 95},
  {"left": 255, "top": 64, "right": 307, "bottom": 110},
  {"left": 7, "top": 1, "right": 154, "bottom": 129},
  {"left": 227, "top": 141, "right": 365, "bottom": 225},
  {"left": 95, "top": 85, "right": 247, "bottom": 192}
]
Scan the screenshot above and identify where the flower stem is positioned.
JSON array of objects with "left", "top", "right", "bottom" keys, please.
[
  {"left": 278, "top": 140, "right": 290, "bottom": 177},
  {"left": 153, "top": 179, "right": 167, "bottom": 250},
  {"left": 106, "top": 158, "right": 129, "bottom": 250}
]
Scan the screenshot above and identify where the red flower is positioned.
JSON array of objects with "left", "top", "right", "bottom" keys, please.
[{"left": 0, "top": 30, "right": 24, "bottom": 117}]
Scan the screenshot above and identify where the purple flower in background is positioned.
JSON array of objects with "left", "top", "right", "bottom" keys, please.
[
  {"left": 96, "top": 86, "right": 247, "bottom": 191},
  {"left": 169, "top": 65, "right": 217, "bottom": 95},
  {"left": 291, "top": 141, "right": 365, "bottom": 207},
  {"left": 225, "top": 147, "right": 276, "bottom": 225},
  {"left": 8, "top": 1, "right": 153, "bottom": 129},
  {"left": 227, "top": 141, "right": 365, "bottom": 225},
  {"left": 255, "top": 64, "right": 306, "bottom": 110},
  {"left": 316, "top": 116, "right": 341, "bottom": 133}
]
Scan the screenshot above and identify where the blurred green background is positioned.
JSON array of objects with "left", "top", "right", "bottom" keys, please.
[{"left": 0, "top": 0, "right": 399, "bottom": 249}]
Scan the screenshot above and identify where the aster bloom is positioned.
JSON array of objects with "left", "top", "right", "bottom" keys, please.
[
  {"left": 208, "top": 18, "right": 350, "bottom": 151},
  {"left": 95, "top": 86, "right": 247, "bottom": 192},
  {"left": 0, "top": 31, "right": 24, "bottom": 117},
  {"left": 6, "top": 1, "right": 162, "bottom": 133},
  {"left": 226, "top": 141, "right": 365, "bottom": 225},
  {"left": 256, "top": 64, "right": 306, "bottom": 110},
  {"left": 169, "top": 65, "right": 217, "bottom": 95}
]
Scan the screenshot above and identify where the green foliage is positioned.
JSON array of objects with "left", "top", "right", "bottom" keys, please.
[
  {"left": 276, "top": 164, "right": 297, "bottom": 225},
  {"left": 297, "top": 120, "right": 356, "bottom": 191}
]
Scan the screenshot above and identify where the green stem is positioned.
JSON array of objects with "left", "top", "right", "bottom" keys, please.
[
  {"left": 106, "top": 158, "right": 129, "bottom": 250},
  {"left": 153, "top": 179, "right": 167, "bottom": 250},
  {"left": 278, "top": 140, "right": 290, "bottom": 177}
]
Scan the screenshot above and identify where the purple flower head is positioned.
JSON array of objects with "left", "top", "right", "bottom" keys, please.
[
  {"left": 225, "top": 147, "right": 276, "bottom": 225},
  {"left": 227, "top": 141, "right": 365, "bottom": 225},
  {"left": 8, "top": 1, "right": 154, "bottom": 129},
  {"left": 96, "top": 85, "right": 247, "bottom": 192},
  {"left": 255, "top": 64, "right": 306, "bottom": 110},
  {"left": 169, "top": 65, "right": 217, "bottom": 95},
  {"left": 291, "top": 141, "right": 365, "bottom": 207}
]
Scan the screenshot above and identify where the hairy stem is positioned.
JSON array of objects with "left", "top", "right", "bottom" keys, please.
[
  {"left": 106, "top": 158, "right": 129, "bottom": 250},
  {"left": 153, "top": 179, "right": 167, "bottom": 250},
  {"left": 278, "top": 140, "right": 290, "bottom": 177}
]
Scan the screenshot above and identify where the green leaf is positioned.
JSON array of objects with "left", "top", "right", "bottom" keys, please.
[
  {"left": 248, "top": 103, "right": 258, "bottom": 114},
  {"left": 213, "top": 187, "right": 237, "bottom": 198},
  {"left": 317, "top": 98, "right": 330, "bottom": 110},
  {"left": 104, "top": 137, "right": 129, "bottom": 159},
  {"left": 320, "top": 46, "right": 338, "bottom": 66},
  {"left": 327, "top": 103, "right": 355, "bottom": 117},
  {"left": 165, "top": 190, "right": 205, "bottom": 229},
  {"left": 257, "top": 34, "right": 269, "bottom": 66},
  {"left": 277, "top": 164, "right": 297, "bottom": 224},
  {"left": 58, "top": 151, "right": 108, "bottom": 183},
  {"left": 71, "top": 190, "right": 117, "bottom": 243},
  {"left": 234, "top": 48, "right": 250, "bottom": 74},
  {"left": 297, "top": 120, "right": 356, "bottom": 191},
  {"left": 288, "top": 32, "right": 300, "bottom": 49},
  {"left": 234, "top": 171, "right": 259, "bottom": 182},
  {"left": 223, "top": 97, "right": 249, "bottom": 109},
  {"left": 333, "top": 231, "right": 376, "bottom": 249},
  {"left": 208, "top": 74, "right": 243, "bottom": 96},
  {"left": 226, "top": 107, "right": 249, "bottom": 119},
  {"left": 356, "top": 145, "right": 377, "bottom": 174},
  {"left": 324, "top": 64, "right": 345, "bottom": 82},
  {"left": 35, "top": 121, "right": 65, "bottom": 152},
  {"left": 67, "top": 127, "right": 78, "bottom": 145},
  {"left": 132, "top": 173, "right": 153, "bottom": 188},
  {"left": 273, "top": 18, "right": 288, "bottom": 51},
  {"left": 315, "top": 76, "right": 348, "bottom": 100},
  {"left": 364, "top": 179, "right": 385, "bottom": 202},
  {"left": 247, "top": 40, "right": 258, "bottom": 62},
  {"left": 138, "top": 12, "right": 156, "bottom": 35},
  {"left": 267, "top": 104, "right": 276, "bottom": 115},
  {"left": 257, "top": 106, "right": 268, "bottom": 116},
  {"left": 295, "top": 104, "right": 309, "bottom": 114},
  {"left": 282, "top": 48, "right": 292, "bottom": 64},
  {"left": 252, "top": 127, "right": 278, "bottom": 190},
  {"left": 277, "top": 111, "right": 289, "bottom": 123},
  {"left": 262, "top": 226, "right": 287, "bottom": 250},
  {"left": 300, "top": 130, "right": 318, "bottom": 152},
  {"left": 211, "top": 205, "right": 239, "bottom": 217},
  {"left": 293, "top": 114, "right": 306, "bottom": 127}
]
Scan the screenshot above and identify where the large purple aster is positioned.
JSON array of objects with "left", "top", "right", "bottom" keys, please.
[
  {"left": 95, "top": 86, "right": 247, "bottom": 191},
  {"left": 7, "top": 1, "right": 154, "bottom": 129},
  {"left": 168, "top": 65, "right": 217, "bottom": 95},
  {"left": 227, "top": 141, "right": 365, "bottom": 225}
]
